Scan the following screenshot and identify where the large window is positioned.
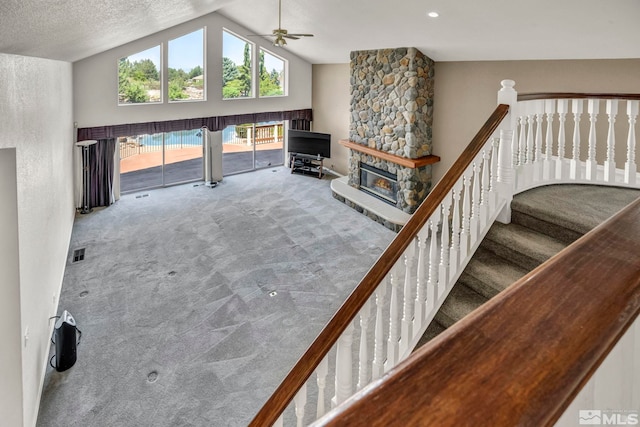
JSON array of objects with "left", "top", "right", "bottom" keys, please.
[
  {"left": 168, "top": 28, "right": 205, "bottom": 102},
  {"left": 118, "top": 45, "right": 162, "bottom": 104},
  {"left": 222, "top": 30, "right": 253, "bottom": 99},
  {"left": 259, "top": 49, "right": 285, "bottom": 97}
]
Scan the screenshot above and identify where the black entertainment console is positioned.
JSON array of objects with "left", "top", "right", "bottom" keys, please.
[{"left": 289, "top": 153, "right": 324, "bottom": 179}]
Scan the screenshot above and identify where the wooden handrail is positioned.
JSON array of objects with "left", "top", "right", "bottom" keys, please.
[
  {"left": 518, "top": 92, "right": 640, "bottom": 101},
  {"left": 314, "top": 198, "right": 640, "bottom": 426},
  {"left": 249, "top": 104, "right": 510, "bottom": 426}
]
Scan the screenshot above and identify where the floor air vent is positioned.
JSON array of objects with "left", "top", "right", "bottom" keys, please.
[
  {"left": 72, "top": 248, "right": 85, "bottom": 263},
  {"left": 135, "top": 194, "right": 150, "bottom": 199}
]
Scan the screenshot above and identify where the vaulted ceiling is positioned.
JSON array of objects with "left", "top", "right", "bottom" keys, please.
[{"left": 1, "top": 0, "right": 639, "bottom": 64}]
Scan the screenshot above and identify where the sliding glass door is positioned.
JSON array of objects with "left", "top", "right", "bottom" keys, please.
[
  {"left": 119, "top": 129, "right": 203, "bottom": 193},
  {"left": 222, "top": 121, "right": 284, "bottom": 175}
]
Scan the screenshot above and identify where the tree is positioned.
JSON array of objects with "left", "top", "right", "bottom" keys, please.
[
  {"left": 169, "top": 79, "right": 188, "bottom": 100},
  {"left": 168, "top": 68, "right": 188, "bottom": 81},
  {"left": 222, "top": 57, "right": 239, "bottom": 85},
  {"left": 222, "top": 79, "right": 243, "bottom": 99},
  {"left": 132, "top": 59, "right": 159, "bottom": 82},
  {"left": 236, "top": 43, "right": 252, "bottom": 97},
  {"left": 188, "top": 65, "right": 203, "bottom": 79},
  {"left": 259, "top": 51, "right": 268, "bottom": 81},
  {"left": 125, "top": 81, "right": 149, "bottom": 103}
]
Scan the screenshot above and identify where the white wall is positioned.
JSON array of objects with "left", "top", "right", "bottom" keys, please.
[
  {"left": 311, "top": 59, "right": 640, "bottom": 182},
  {"left": 0, "top": 53, "right": 75, "bottom": 427},
  {"left": 0, "top": 148, "right": 23, "bottom": 427},
  {"left": 73, "top": 12, "right": 312, "bottom": 128},
  {"left": 311, "top": 64, "right": 350, "bottom": 174}
]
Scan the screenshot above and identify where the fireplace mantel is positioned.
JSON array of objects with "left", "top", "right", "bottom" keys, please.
[{"left": 339, "top": 139, "right": 440, "bottom": 169}]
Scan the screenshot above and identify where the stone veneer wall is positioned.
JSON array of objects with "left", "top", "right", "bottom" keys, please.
[{"left": 349, "top": 48, "right": 435, "bottom": 158}]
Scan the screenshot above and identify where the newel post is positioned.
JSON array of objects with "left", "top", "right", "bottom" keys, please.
[{"left": 496, "top": 79, "right": 517, "bottom": 224}]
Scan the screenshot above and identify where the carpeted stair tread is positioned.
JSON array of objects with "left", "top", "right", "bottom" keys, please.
[
  {"left": 483, "top": 222, "right": 567, "bottom": 271},
  {"left": 511, "top": 185, "right": 640, "bottom": 237},
  {"left": 458, "top": 247, "right": 529, "bottom": 300},
  {"left": 434, "top": 284, "right": 487, "bottom": 329},
  {"left": 413, "top": 321, "right": 447, "bottom": 350}
]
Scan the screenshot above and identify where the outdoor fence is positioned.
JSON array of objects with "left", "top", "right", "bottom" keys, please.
[{"left": 119, "top": 123, "right": 284, "bottom": 159}]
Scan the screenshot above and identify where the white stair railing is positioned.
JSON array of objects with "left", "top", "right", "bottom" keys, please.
[
  {"left": 257, "top": 83, "right": 640, "bottom": 427},
  {"left": 512, "top": 95, "right": 640, "bottom": 195}
]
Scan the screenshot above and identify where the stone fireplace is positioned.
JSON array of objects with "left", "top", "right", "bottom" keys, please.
[{"left": 332, "top": 47, "right": 439, "bottom": 231}]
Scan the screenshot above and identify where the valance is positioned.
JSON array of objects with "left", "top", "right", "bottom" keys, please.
[{"left": 77, "top": 108, "right": 312, "bottom": 141}]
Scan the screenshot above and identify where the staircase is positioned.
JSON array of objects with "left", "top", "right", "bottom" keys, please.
[{"left": 417, "top": 184, "right": 640, "bottom": 347}]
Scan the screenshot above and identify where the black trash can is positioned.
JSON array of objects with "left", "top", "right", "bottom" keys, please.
[{"left": 51, "top": 310, "right": 81, "bottom": 372}]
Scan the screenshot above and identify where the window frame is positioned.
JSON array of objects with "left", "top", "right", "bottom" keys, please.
[
  {"left": 167, "top": 27, "right": 207, "bottom": 104},
  {"left": 222, "top": 28, "right": 256, "bottom": 100},
  {"left": 117, "top": 44, "right": 163, "bottom": 106},
  {"left": 258, "top": 47, "right": 287, "bottom": 98}
]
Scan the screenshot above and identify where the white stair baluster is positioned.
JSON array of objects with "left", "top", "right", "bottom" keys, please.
[
  {"left": 489, "top": 137, "right": 500, "bottom": 210},
  {"left": 625, "top": 100, "right": 638, "bottom": 184},
  {"left": 470, "top": 161, "right": 481, "bottom": 244},
  {"left": 439, "top": 193, "right": 452, "bottom": 291},
  {"left": 543, "top": 99, "right": 556, "bottom": 180},
  {"left": 511, "top": 117, "right": 520, "bottom": 170},
  {"left": 384, "top": 264, "right": 401, "bottom": 371},
  {"left": 570, "top": 99, "right": 583, "bottom": 180},
  {"left": 294, "top": 383, "right": 307, "bottom": 427},
  {"left": 586, "top": 99, "right": 599, "bottom": 181},
  {"left": 533, "top": 101, "right": 544, "bottom": 182},
  {"left": 371, "top": 278, "right": 387, "bottom": 381},
  {"left": 526, "top": 106, "right": 535, "bottom": 165},
  {"left": 449, "top": 184, "right": 462, "bottom": 276},
  {"left": 332, "top": 321, "right": 355, "bottom": 406},
  {"left": 357, "top": 299, "right": 371, "bottom": 390},
  {"left": 518, "top": 115, "right": 527, "bottom": 166},
  {"left": 413, "top": 228, "right": 428, "bottom": 337},
  {"left": 459, "top": 172, "right": 472, "bottom": 261},
  {"left": 480, "top": 149, "right": 490, "bottom": 229},
  {"left": 400, "top": 243, "right": 416, "bottom": 356},
  {"left": 316, "top": 356, "right": 329, "bottom": 419},
  {"left": 427, "top": 211, "right": 441, "bottom": 311},
  {"left": 604, "top": 99, "right": 618, "bottom": 183},
  {"left": 556, "top": 99, "right": 569, "bottom": 180}
]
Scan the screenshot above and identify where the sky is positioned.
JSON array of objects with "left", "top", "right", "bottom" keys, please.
[{"left": 124, "top": 28, "right": 284, "bottom": 75}]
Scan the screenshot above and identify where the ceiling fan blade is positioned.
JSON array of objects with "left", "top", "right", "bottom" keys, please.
[{"left": 246, "top": 0, "right": 313, "bottom": 45}]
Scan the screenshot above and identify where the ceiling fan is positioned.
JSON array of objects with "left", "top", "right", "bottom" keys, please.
[{"left": 248, "top": 0, "right": 314, "bottom": 47}]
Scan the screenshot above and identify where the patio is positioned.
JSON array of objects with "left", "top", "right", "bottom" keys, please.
[{"left": 120, "top": 142, "right": 285, "bottom": 193}]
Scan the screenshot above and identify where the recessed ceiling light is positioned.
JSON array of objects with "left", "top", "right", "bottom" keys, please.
[{"left": 427, "top": 11, "right": 439, "bottom": 18}]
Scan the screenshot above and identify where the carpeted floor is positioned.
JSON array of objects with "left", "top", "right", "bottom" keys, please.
[{"left": 37, "top": 167, "right": 396, "bottom": 427}]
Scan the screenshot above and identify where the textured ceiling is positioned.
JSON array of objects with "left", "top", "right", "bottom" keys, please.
[{"left": 1, "top": 0, "right": 639, "bottom": 64}]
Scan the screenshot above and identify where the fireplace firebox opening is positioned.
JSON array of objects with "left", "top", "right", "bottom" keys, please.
[{"left": 359, "top": 163, "right": 398, "bottom": 206}]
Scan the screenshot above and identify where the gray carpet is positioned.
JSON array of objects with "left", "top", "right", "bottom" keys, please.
[{"left": 37, "top": 167, "right": 395, "bottom": 427}]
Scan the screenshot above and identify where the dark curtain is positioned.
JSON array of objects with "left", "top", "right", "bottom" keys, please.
[
  {"left": 77, "top": 108, "right": 313, "bottom": 140},
  {"left": 88, "top": 138, "right": 116, "bottom": 208},
  {"left": 290, "top": 119, "right": 311, "bottom": 130}
]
